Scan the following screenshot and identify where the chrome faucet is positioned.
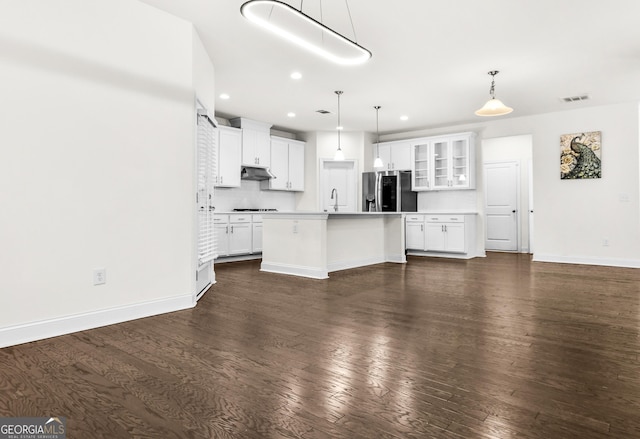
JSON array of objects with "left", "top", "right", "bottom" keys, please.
[{"left": 330, "top": 188, "right": 338, "bottom": 212}]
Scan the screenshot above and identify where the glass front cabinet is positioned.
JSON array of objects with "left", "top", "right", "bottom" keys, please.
[{"left": 411, "top": 132, "right": 475, "bottom": 191}]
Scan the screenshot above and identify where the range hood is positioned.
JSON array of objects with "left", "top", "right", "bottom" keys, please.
[{"left": 240, "top": 166, "right": 276, "bottom": 181}]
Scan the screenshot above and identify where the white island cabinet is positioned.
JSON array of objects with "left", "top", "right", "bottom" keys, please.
[{"left": 260, "top": 212, "right": 407, "bottom": 279}]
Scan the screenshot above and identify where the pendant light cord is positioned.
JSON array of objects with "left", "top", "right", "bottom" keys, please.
[{"left": 345, "top": 0, "right": 358, "bottom": 42}]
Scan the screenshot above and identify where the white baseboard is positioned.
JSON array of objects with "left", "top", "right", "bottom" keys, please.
[
  {"left": 0, "top": 294, "right": 195, "bottom": 349},
  {"left": 328, "top": 256, "right": 386, "bottom": 273},
  {"left": 406, "top": 250, "right": 476, "bottom": 260},
  {"left": 385, "top": 253, "right": 408, "bottom": 264},
  {"left": 260, "top": 262, "right": 328, "bottom": 279},
  {"left": 533, "top": 253, "right": 640, "bottom": 268}
]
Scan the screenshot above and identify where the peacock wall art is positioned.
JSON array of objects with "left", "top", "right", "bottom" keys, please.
[{"left": 560, "top": 131, "right": 602, "bottom": 179}]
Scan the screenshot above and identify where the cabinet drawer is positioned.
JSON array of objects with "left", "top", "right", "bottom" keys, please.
[
  {"left": 229, "top": 214, "right": 251, "bottom": 223},
  {"left": 252, "top": 214, "right": 263, "bottom": 223},
  {"left": 214, "top": 215, "right": 229, "bottom": 224},
  {"left": 405, "top": 215, "right": 425, "bottom": 223},
  {"left": 426, "top": 215, "right": 464, "bottom": 223}
]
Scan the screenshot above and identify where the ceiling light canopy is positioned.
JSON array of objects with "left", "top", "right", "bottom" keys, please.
[
  {"left": 475, "top": 71, "right": 513, "bottom": 117},
  {"left": 240, "top": 0, "right": 371, "bottom": 66}
]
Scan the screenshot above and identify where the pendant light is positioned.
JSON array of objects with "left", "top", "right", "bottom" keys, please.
[
  {"left": 240, "top": 0, "right": 371, "bottom": 66},
  {"left": 373, "top": 106, "right": 383, "bottom": 168},
  {"left": 334, "top": 91, "right": 345, "bottom": 161},
  {"left": 475, "top": 70, "right": 513, "bottom": 117}
]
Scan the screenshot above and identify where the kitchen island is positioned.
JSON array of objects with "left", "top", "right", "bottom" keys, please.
[{"left": 260, "top": 212, "right": 406, "bottom": 279}]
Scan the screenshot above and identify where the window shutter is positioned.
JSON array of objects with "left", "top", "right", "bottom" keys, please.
[{"left": 196, "top": 113, "right": 217, "bottom": 265}]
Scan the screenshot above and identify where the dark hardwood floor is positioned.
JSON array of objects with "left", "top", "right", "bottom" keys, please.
[{"left": 1, "top": 253, "right": 640, "bottom": 438}]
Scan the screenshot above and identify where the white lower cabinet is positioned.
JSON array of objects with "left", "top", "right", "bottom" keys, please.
[
  {"left": 215, "top": 214, "right": 262, "bottom": 258},
  {"left": 405, "top": 214, "right": 426, "bottom": 249},
  {"left": 406, "top": 213, "right": 476, "bottom": 258},
  {"left": 228, "top": 215, "right": 252, "bottom": 255},
  {"left": 252, "top": 215, "right": 263, "bottom": 253},
  {"left": 214, "top": 215, "right": 230, "bottom": 258},
  {"left": 425, "top": 216, "right": 465, "bottom": 253}
]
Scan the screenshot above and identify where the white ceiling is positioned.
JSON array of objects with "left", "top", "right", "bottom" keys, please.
[{"left": 139, "top": 0, "right": 640, "bottom": 135}]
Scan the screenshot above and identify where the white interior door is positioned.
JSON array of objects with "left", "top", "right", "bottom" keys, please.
[
  {"left": 320, "top": 159, "right": 357, "bottom": 212},
  {"left": 484, "top": 161, "right": 519, "bottom": 251}
]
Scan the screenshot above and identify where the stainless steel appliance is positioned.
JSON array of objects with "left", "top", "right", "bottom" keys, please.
[{"left": 362, "top": 170, "right": 417, "bottom": 212}]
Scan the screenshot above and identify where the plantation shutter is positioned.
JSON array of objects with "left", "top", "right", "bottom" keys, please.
[{"left": 196, "top": 111, "right": 217, "bottom": 265}]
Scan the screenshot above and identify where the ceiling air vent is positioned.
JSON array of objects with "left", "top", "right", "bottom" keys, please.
[
  {"left": 561, "top": 94, "right": 590, "bottom": 103},
  {"left": 316, "top": 109, "right": 332, "bottom": 114}
]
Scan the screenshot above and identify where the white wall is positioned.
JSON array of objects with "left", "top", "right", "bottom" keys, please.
[
  {"left": 379, "top": 102, "right": 640, "bottom": 267},
  {"left": 0, "top": 0, "right": 214, "bottom": 346}
]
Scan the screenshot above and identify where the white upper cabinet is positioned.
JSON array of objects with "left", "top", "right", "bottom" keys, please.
[
  {"left": 373, "top": 140, "right": 411, "bottom": 171},
  {"left": 263, "top": 136, "right": 305, "bottom": 191},
  {"left": 216, "top": 126, "right": 241, "bottom": 188},
  {"left": 230, "top": 118, "right": 272, "bottom": 168},
  {"left": 411, "top": 138, "right": 431, "bottom": 191},
  {"left": 411, "top": 132, "right": 475, "bottom": 191}
]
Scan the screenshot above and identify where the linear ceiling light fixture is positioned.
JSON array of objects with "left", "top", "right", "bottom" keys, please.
[
  {"left": 334, "top": 91, "right": 345, "bottom": 161},
  {"left": 373, "top": 106, "right": 383, "bottom": 168},
  {"left": 475, "top": 70, "right": 513, "bottom": 117},
  {"left": 240, "top": 0, "right": 371, "bottom": 65}
]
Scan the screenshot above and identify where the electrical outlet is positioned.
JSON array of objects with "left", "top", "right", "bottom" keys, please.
[
  {"left": 93, "top": 268, "right": 106, "bottom": 285},
  {"left": 602, "top": 238, "right": 609, "bottom": 247},
  {"left": 293, "top": 223, "right": 298, "bottom": 234}
]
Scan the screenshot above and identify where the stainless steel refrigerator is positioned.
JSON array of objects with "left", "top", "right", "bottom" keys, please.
[{"left": 362, "top": 170, "right": 417, "bottom": 212}]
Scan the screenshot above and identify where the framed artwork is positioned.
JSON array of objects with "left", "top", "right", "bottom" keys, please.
[{"left": 560, "top": 131, "right": 601, "bottom": 179}]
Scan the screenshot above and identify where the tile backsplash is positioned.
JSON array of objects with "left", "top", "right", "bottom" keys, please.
[{"left": 214, "top": 180, "right": 296, "bottom": 212}]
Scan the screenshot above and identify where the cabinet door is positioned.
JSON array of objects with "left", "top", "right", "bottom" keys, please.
[
  {"left": 241, "top": 128, "right": 257, "bottom": 166},
  {"left": 450, "top": 136, "right": 471, "bottom": 189},
  {"left": 254, "top": 130, "right": 271, "bottom": 168},
  {"left": 269, "top": 138, "right": 289, "bottom": 190},
  {"left": 412, "top": 141, "right": 431, "bottom": 191},
  {"left": 444, "top": 223, "right": 466, "bottom": 252},
  {"left": 217, "top": 127, "right": 241, "bottom": 187},
  {"left": 214, "top": 223, "right": 229, "bottom": 258},
  {"left": 391, "top": 142, "right": 412, "bottom": 170},
  {"left": 252, "top": 223, "right": 262, "bottom": 253},
  {"left": 432, "top": 139, "right": 450, "bottom": 189},
  {"left": 228, "top": 223, "right": 252, "bottom": 255},
  {"left": 425, "top": 223, "right": 446, "bottom": 251},
  {"left": 288, "top": 141, "right": 305, "bottom": 191},
  {"left": 405, "top": 221, "right": 425, "bottom": 250}
]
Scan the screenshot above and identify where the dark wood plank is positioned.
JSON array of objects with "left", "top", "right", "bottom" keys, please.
[{"left": 1, "top": 252, "right": 640, "bottom": 438}]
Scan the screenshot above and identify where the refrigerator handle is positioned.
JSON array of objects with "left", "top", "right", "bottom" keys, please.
[{"left": 376, "top": 172, "right": 382, "bottom": 212}]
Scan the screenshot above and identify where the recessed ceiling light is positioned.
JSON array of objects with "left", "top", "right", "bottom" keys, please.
[
  {"left": 287, "top": 112, "right": 296, "bottom": 117},
  {"left": 290, "top": 72, "right": 302, "bottom": 80},
  {"left": 219, "top": 93, "right": 230, "bottom": 100},
  {"left": 400, "top": 115, "right": 409, "bottom": 121}
]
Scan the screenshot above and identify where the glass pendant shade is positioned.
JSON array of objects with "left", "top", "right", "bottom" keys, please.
[
  {"left": 334, "top": 147, "right": 345, "bottom": 161},
  {"left": 475, "top": 98, "right": 513, "bottom": 116},
  {"left": 373, "top": 156, "right": 384, "bottom": 168}
]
